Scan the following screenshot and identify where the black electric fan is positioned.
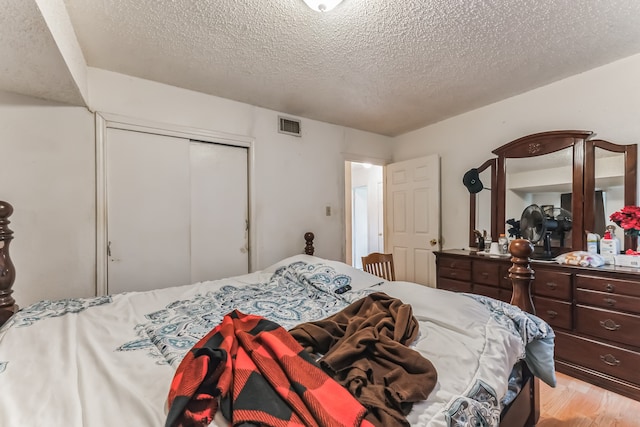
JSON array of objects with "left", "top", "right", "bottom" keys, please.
[{"left": 520, "top": 204, "right": 572, "bottom": 259}]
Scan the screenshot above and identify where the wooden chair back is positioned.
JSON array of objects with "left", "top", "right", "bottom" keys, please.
[{"left": 361, "top": 252, "right": 396, "bottom": 281}]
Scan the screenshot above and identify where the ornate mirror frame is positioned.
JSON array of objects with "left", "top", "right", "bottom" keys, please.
[
  {"left": 468, "top": 130, "right": 637, "bottom": 252},
  {"left": 493, "top": 130, "right": 593, "bottom": 252}
]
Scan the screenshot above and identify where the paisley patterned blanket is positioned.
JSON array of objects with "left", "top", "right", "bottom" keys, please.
[{"left": 0, "top": 255, "right": 555, "bottom": 427}]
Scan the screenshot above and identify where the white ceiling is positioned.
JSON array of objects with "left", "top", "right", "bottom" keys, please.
[{"left": 3, "top": 0, "right": 640, "bottom": 136}]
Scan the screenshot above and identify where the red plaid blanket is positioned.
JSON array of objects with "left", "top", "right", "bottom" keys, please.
[{"left": 166, "top": 310, "right": 373, "bottom": 427}]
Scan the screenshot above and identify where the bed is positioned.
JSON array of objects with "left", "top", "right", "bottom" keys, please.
[{"left": 0, "top": 217, "right": 554, "bottom": 426}]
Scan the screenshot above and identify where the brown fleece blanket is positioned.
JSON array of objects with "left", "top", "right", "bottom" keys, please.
[{"left": 289, "top": 292, "right": 437, "bottom": 427}]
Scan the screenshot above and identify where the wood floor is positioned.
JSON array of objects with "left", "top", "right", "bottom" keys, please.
[{"left": 538, "top": 372, "right": 640, "bottom": 426}]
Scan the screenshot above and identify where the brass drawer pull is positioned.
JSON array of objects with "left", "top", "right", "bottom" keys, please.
[
  {"left": 600, "top": 354, "right": 621, "bottom": 367},
  {"left": 605, "top": 283, "right": 615, "bottom": 293},
  {"left": 603, "top": 297, "right": 617, "bottom": 307},
  {"left": 450, "top": 272, "right": 457, "bottom": 277},
  {"left": 546, "top": 282, "right": 557, "bottom": 290},
  {"left": 481, "top": 272, "right": 489, "bottom": 278},
  {"left": 600, "top": 319, "right": 621, "bottom": 331},
  {"left": 546, "top": 310, "right": 558, "bottom": 318}
]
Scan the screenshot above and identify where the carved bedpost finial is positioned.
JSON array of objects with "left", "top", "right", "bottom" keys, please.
[
  {"left": 0, "top": 201, "right": 16, "bottom": 310},
  {"left": 508, "top": 239, "right": 535, "bottom": 315},
  {"left": 304, "top": 232, "right": 315, "bottom": 256}
]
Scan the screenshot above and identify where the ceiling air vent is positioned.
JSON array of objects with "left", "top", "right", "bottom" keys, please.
[{"left": 278, "top": 116, "right": 301, "bottom": 137}]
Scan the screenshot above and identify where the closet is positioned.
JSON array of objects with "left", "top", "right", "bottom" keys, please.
[{"left": 104, "top": 127, "right": 249, "bottom": 294}]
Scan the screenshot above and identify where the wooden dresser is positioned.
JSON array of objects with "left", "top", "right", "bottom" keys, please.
[{"left": 436, "top": 249, "right": 640, "bottom": 401}]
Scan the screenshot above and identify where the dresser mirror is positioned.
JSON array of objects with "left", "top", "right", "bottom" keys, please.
[
  {"left": 467, "top": 131, "right": 637, "bottom": 254},
  {"left": 493, "top": 131, "right": 590, "bottom": 255},
  {"left": 468, "top": 159, "right": 497, "bottom": 248},
  {"left": 584, "top": 139, "right": 637, "bottom": 250},
  {"left": 504, "top": 146, "right": 574, "bottom": 252},
  {"left": 593, "top": 148, "right": 623, "bottom": 233}
]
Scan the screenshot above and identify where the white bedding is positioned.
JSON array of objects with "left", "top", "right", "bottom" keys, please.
[{"left": 0, "top": 255, "right": 554, "bottom": 427}]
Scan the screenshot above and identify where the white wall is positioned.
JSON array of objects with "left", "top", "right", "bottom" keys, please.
[
  {"left": 0, "top": 91, "right": 95, "bottom": 306},
  {"left": 88, "top": 68, "right": 393, "bottom": 269},
  {"left": 392, "top": 53, "right": 640, "bottom": 250},
  {"left": 0, "top": 69, "right": 393, "bottom": 306},
  {"left": 7, "top": 50, "right": 640, "bottom": 305}
]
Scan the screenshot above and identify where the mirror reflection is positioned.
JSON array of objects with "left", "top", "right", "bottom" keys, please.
[
  {"left": 475, "top": 167, "right": 493, "bottom": 241},
  {"left": 505, "top": 147, "right": 573, "bottom": 252},
  {"left": 594, "top": 147, "right": 625, "bottom": 237}
]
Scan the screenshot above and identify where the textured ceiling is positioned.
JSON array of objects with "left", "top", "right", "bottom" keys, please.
[
  {"left": 0, "top": 0, "right": 85, "bottom": 105},
  {"left": 3, "top": 0, "right": 640, "bottom": 136}
]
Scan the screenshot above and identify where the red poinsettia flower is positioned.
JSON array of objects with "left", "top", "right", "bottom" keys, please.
[{"left": 610, "top": 206, "right": 640, "bottom": 237}]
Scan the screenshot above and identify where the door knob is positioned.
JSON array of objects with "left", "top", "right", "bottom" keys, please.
[{"left": 430, "top": 239, "right": 438, "bottom": 246}]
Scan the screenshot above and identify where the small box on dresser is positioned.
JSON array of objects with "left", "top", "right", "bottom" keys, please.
[{"left": 614, "top": 254, "right": 640, "bottom": 268}]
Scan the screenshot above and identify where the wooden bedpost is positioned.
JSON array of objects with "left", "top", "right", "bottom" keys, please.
[
  {"left": 504, "top": 238, "right": 539, "bottom": 427},
  {"left": 508, "top": 239, "right": 535, "bottom": 315},
  {"left": 0, "top": 201, "right": 16, "bottom": 325},
  {"left": 304, "top": 232, "right": 315, "bottom": 256}
]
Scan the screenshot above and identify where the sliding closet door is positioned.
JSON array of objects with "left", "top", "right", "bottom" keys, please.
[
  {"left": 190, "top": 141, "right": 248, "bottom": 283},
  {"left": 106, "top": 128, "right": 191, "bottom": 293},
  {"left": 106, "top": 129, "right": 249, "bottom": 294}
]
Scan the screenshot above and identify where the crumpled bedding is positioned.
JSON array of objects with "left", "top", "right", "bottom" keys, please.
[
  {"left": 0, "top": 257, "right": 555, "bottom": 427},
  {"left": 290, "top": 292, "right": 438, "bottom": 426}
]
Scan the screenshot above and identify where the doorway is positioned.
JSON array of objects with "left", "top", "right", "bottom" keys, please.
[
  {"left": 345, "top": 155, "right": 441, "bottom": 285},
  {"left": 345, "top": 162, "right": 384, "bottom": 269}
]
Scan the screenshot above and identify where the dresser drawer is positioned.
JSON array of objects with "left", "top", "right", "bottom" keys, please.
[
  {"left": 474, "top": 284, "right": 500, "bottom": 300},
  {"left": 575, "top": 274, "right": 640, "bottom": 298},
  {"left": 555, "top": 331, "right": 640, "bottom": 385},
  {"left": 533, "top": 269, "right": 571, "bottom": 300},
  {"left": 575, "top": 288, "right": 640, "bottom": 314},
  {"left": 438, "top": 257, "right": 471, "bottom": 271},
  {"left": 499, "top": 265, "right": 512, "bottom": 288},
  {"left": 473, "top": 261, "right": 501, "bottom": 286},
  {"left": 500, "top": 290, "right": 513, "bottom": 304},
  {"left": 534, "top": 296, "right": 572, "bottom": 330},
  {"left": 437, "top": 277, "right": 472, "bottom": 293},
  {"left": 439, "top": 266, "right": 471, "bottom": 282},
  {"left": 575, "top": 305, "right": 640, "bottom": 348}
]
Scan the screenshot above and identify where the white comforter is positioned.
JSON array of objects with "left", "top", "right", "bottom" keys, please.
[{"left": 0, "top": 255, "right": 554, "bottom": 427}]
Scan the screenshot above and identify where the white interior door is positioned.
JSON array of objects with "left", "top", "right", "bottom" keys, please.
[
  {"left": 385, "top": 155, "right": 440, "bottom": 285},
  {"left": 106, "top": 129, "right": 249, "bottom": 294},
  {"left": 107, "top": 129, "right": 191, "bottom": 293}
]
